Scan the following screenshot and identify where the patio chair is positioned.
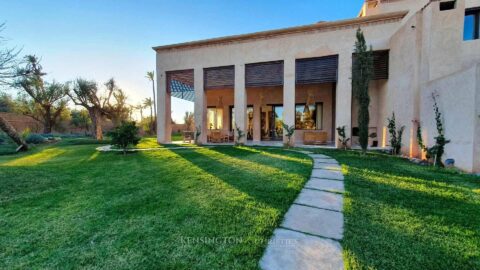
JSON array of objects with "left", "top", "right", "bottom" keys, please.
[
  {"left": 210, "top": 131, "right": 224, "bottom": 143},
  {"left": 182, "top": 131, "right": 194, "bottom": 143}
]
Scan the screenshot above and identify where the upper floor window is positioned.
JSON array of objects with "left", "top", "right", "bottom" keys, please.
[{"left": 464, "top": 8, "right": 480, "bottom": 41}]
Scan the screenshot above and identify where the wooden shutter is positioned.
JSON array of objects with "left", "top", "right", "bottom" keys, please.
[
  {"left": 352, "top": 50, "right": 389, "bottom": 80},
  {"left": 204, "top": 65, "right": 234, "bottom": 90},
  {"left": 296, "top": 55, "right": 339, "bottom": 84},
  {"left": 245, "top": 61, "right": 284, "bottom": 87},
  {"left": 372, "top": 50, "right": 389, "bottom": 80}
]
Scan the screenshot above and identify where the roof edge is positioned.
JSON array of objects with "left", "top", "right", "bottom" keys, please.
[{"left": 152, "top": 10, "right": 408, "bottom": 52}]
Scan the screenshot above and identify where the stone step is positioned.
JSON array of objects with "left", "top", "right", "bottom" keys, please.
[
  {"left": 311, "top": 169, "right": 344, "bottom": 180},
  {"left": 281, "top": 204, "right": 344, "bottom": 240},
  {"left": 259, "top": 228, "right": 343, "bottom": 270},
  {"left": 305, "top": 178, "right": 345, "bottom": 193},
  {"left": 295, "top": 189, "right": 343, "bottom": 212},
  {"left": 308, "top": 154, "right": 332, "bottom": 159},
  {"left": 313, "top": 162, "right": 342, "bottom": 171}
]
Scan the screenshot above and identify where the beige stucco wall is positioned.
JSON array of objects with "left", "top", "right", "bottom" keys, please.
[
  {"left": 363, "top": 0, "right": 429, "bottom": 19},
  {"left": 420, "top": 64, "right": 479, "bottom": 172},
  {"left": 351, "top": 80, "right": 385, "bottom": 147},
  {"left": 156, "top": 0, "right": 480, "bottom": 172},
  {"left": 156, "top": 14, "right": 401, "bottom": 146}
]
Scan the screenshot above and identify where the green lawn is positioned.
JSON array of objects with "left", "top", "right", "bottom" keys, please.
[
  {"left": 0, "top": 139, "right": 311, "bottom": 269},
  {"left": 313, "top": 149, "right": 480, "bottom": 270},
  {"left": 1, "top": 139, "right": 479, "bottom": 269}
]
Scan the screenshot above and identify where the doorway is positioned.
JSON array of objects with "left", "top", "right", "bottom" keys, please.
[{"left": 261, "top": 105, "right": 283, "bottom": 141}]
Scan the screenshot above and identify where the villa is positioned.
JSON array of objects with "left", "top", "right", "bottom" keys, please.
[{"left": 154, "top": 0, "right": 480, "bottom": 173}]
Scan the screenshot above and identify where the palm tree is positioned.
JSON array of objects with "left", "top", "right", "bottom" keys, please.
[
  {"left": 146, "top": 71, "right": 156, "bottom": 133},
  {"left": 143, "top": 97, "right": 154, "bottom": 133},
  {"left": 135, "top": 103, "right": 144, "bottom": 120}
]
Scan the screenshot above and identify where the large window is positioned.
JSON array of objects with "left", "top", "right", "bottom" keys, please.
[
  {"left": 230, "top": 106, "right": 254, "bottom": 140},
  {"left": 464, "top": 8, "right": 480, "bottom": 41},
  {"left": 207, "top": 108, "right": 223, "bottom": 130},
  {"left": 295, "top": 103, "right": 323, "bottom": 130}
]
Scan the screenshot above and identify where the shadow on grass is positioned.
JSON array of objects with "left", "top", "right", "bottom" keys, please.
[
  {"left": 169, "top": 147, "right": 310, "bottom": 211},
  {"left": 1, "top": 146, "right": 314, "bottom": 269},
  {"left": 313, "top": 149, "right": 480, "bottom": 270}
]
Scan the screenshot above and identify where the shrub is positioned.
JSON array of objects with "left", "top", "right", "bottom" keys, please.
[
  {"left": 387, "top": 112, "right": 405, "bottom": 155},
  {"left": 21, "top": 128, "right": 31, "bottom": 139},
  {"left": 109, "top": 121, "right": 140, "bottom": 155},
  {"left": 281, "top": 121, "right": 295, "bottom": 148},
  {"left": 336, "top": 126, "right": 350, "bottom": 150},
  {"left": 234, "top": 124, "right": 245, "bottom": 146},
  {"left": 416, "top": 93, "right": 450, "bottom": 167},
  {"left": 25, "top": 134, "right": 46, "bottom": 144}
]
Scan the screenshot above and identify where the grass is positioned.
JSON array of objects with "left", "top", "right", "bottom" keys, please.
[
  {"left": 172, "top": 132, "right": 183, "bottom": 142},
  {"left": 2, "top": 138, "right": 479, "bottom": 269},
  {"left": 313, "top": 149, "right": 480, "bottom": 270},
  {"left": 0, "top": 139, "right": 311, "bottom": 269},
  {"left": 0, "top": 134, "right": 19, "bottom": 155}
]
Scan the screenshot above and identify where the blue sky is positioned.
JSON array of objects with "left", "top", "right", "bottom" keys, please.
[{"left": 0, "top": 0, "right": 361, "bottom": 123}]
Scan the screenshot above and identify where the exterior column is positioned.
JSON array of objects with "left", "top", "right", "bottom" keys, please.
[
  {"left": 335, "top": 52, "right": 353, "bottom": 147},
  {"left": 234, "top": 64, "right": 247, "bottom": 144},
  {"left": 157, "top": 68, "right": 171, "bottom": 143},
  {"left": 283, "top": 57, "right": 296, "bottom": 145},
  {"left": 194, "top": 67, "right": 207, "bottom": 144},
  {"left": 253, "top": 104, "right": 261, "bottom": 142}
]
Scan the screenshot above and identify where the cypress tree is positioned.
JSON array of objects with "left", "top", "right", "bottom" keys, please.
[{"left": 352, "top": 28, "right": 374, "bottom": 154}]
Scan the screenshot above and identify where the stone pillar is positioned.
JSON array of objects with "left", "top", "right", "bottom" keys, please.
[
  {"left": 335, "top": 52, "right": 353, "bottom": 148},
  {"left": 253, "top": 103, "right": 261, "bottom": 142},
  {"left": 194, "top": 67, "right": 207, "bottom": 144},
  {"left": 283, "top": 57, "right": 296, "bottom": 145},
  {"left": 157, "top": 67, "right": 171, "bottom": 143},
  {"left": 234, "top": 64, "right": 247, "bottom": 144}
]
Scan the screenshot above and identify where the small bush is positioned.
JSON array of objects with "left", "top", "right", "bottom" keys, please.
[
  {"left": 25, "top": 134, "right": 47, "bottom": 144},
  {"left": 21, "top": 128, "right": 31, "bottom": 139},
  {"left": 336, "top": 126, "right": 350, "bottom": 150},
  {"left": 109, "top": 121, "right": 140, "bottom": 155},
  {"left": 387, "top": 112, "right": 405, "bottom": 155}
]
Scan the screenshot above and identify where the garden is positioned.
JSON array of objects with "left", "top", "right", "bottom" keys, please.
[{"left": 1, "top": 138, "right": 479, "bottom": 269}]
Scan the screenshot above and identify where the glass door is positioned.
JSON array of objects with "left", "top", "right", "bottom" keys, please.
[{"left": 261, "top": 105, "right": 283, "bottom": 141}]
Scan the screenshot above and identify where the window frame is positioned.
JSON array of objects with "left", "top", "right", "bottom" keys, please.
[
  {"left": 294, "top": 102, "right": 324, "bottom": 131},
  {"left": 465, "top": 8, "right": 480, "bottom": 41}
]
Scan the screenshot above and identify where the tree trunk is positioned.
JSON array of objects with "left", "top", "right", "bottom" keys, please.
[
  {"left": 150, "top": 105, "right": 153, "bottom": 133},
  {"left": 89, "top": 108, "right": 103, "bottom": 140},
  {"left": 43, "top": 106, "right": 53, "bottom": 134},
  {"left": 152, "top": 81, "right": 157, "bottom": 134},
  {"left": 0, "top": 115, "right": 28, "bottom": 151}
]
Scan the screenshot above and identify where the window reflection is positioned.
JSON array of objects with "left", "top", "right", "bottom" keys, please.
[{"left": 295, "top": 103, "right": 323, "bottom": 130}]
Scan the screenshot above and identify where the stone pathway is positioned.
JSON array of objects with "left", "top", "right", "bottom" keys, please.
[{"left": 260, "top": 153, "right": 345, "bottom": 270}]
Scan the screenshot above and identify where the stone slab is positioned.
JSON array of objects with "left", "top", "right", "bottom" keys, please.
[
  {"left": 313, "top": 158, "right": 339, "bottom": 165},
  {"left": 295, "top": 189, "right": 343, "bottom": 212},
  {"left": 308, "top": 154, "right": 332, "bottom": 159},
  {"left": 281, "top": 204, "right": 343, "bottom": 240},
  {"left": 260, "top": 228, "right": 343, "bottom": 270},
  {"left": 311, "top": 169, "right": 344, "bottom": 180},
  {"left": 313, "top": 162, "right": 342, "bottom": 171},
  {"left": 305, "top": 178, "right": 345, "bottom": 193}
]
